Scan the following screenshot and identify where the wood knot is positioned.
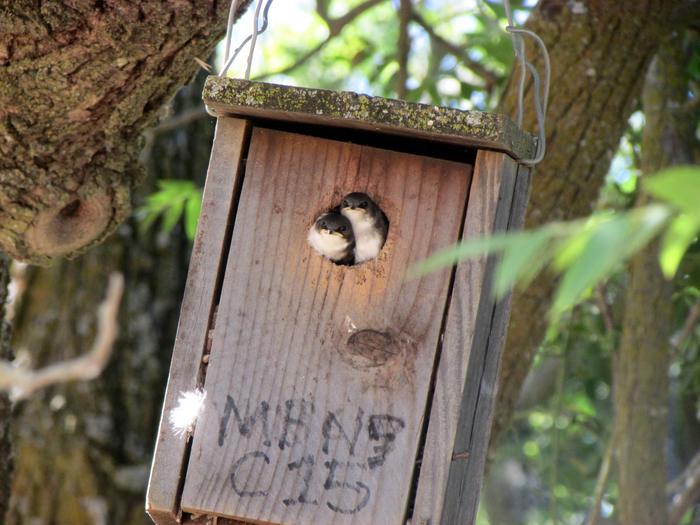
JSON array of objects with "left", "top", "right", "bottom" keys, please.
[
  {"left": 25, "top": 190, "right": 113, "bottom": 258},
  {"left": 345, "top": 329, "right": 400, "bottom": 368}
]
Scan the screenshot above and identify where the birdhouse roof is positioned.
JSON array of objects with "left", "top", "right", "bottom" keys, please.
[{"left": 203, "top": 76, "right": 536, "bottom": 161}]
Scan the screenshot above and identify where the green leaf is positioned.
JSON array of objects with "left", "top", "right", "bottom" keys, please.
[
  {"left": 408, "top": 233, "right": 514, "bottom": 277},
  {"left": 551, "top": 205, "right": 671, "bottom": 317},
  {"left": 161, "top": 199, "right": 185, "bottom": 236},
  {"left": 642, "top": 165, "right": 700, "bottom": 214},
  {"left": 135, "top": 180, "right": 203, "bottom": 240},
  {"left": 493, "top": 229, "right": 552, "bottom": 298},
  {"left": 660, "top": 213, "right": 700, "bottom": 278},
  {"left": 138, "top": 209, "right": 161, "bottom": 237},
  {"left": 184, "top": 189, "right": 203, "bottom": 241},
  {"left": 552, "top": 219, "right": 595, "bottom": 271},
  {"left": 552, "top": 216, "right": 633, "bottom": 317}
]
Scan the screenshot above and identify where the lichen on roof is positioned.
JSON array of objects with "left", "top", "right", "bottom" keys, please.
[{"left": 203, "top": 76, "right": 536, "bottom": 160}]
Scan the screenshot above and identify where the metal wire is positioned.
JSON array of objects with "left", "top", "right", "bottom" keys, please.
[
  {"left": 219, "top": 0, "right": 275, "bottom": 78},
  {"left": 503, "top": 0, "right": 551, "bottom": 166}
]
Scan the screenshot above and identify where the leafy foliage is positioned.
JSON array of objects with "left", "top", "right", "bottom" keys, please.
[
  {"left": 134, "top": 180, "right": 203, "bottom": 241},
  {"left": 412, "top": 166, "right": 700, "bottom": 319}
]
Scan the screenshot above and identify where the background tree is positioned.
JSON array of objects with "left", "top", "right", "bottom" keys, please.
[{"left": 2, "top": 1, "right": 700, "bottom": 524}]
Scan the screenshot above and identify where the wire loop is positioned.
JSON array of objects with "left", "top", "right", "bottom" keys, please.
[
  {"left": 219, "top": 0, "right": 275, "bottom": 79},
  {"left": 503, "top": 0, "right": 551, "bottom": 166}
]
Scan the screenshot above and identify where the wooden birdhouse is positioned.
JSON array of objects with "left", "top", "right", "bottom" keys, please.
[{"left": 147, "top": 76, "right": 536, "bottom": 525}]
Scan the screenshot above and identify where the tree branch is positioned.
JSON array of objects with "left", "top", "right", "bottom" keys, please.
[
  {"left": 583, "top": 432, "right": 616, "bottom": 525},
  {"left": 253, "top": 0, "right": 387, "bottom": 80},
  {"left": 0, "top": 273, "right": 124, "bottom": 400},
  {"left": 397, "top": 0, "right": 411, "bottom": 99},
  {"left": 668, "top": 449, "right": 700, "bottom": 525},
  {"left": 329, "top": 0, "right": 386, "bottom": 34},
  {"left": 252, "top": 39, "right": 328, "bottom": 80},
  {"left": 671, "top": 296, "right": 700, "bottom": 350},
  {"left": 410, "top": 9, "right": 500, "bottom": 89}
]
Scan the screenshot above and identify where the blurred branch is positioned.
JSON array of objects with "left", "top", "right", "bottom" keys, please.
[
  {"left": 329, "top": 0, "right": 385, "bottom": 33},
  {"left": 583, "top": 432, "right": 616, "bottom": 525},
  {"left": 253, "top": 0, "right": 387, "bottom": 80},
  {"left": 410, "top": 9, "right": 500, "bottom": 89},
  {"left": 397, "top": 0, "right": 411, "bottom": 99},
  {"left": 141, "top": 107, "right": 210, "bottom": 164},
  {"left": 596, "top": 283, "right": 615, "bottom": 334},
  {"left": 153, "top": 107, "right": 210, "bottom": 135},
  {"left": 316, "top": 0, "right": 330, "bottom": 24},
  {"left": 671, "top": 296, "right": 700, "bottom": 350},
  {"left": 0, "top": 273, "right": 124, "bottom": 400},
  {"left": 668, "top": 449, "right": 700, "bottom": 525}
]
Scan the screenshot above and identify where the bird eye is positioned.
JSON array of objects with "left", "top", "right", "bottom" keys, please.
[
  {"left": 342, "top": 200, "right": 349, "bottom": 207},
  {"left": 339, "top": 226, "right": 346, "bottom": 232},
  {"left": 320, "top": 222, "right": 327, "bottom": 230},
  {"left": 359, "top": 202, "right": 368, "bottom": 209}
]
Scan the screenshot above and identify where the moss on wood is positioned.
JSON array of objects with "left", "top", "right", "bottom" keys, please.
[{"left": 203, "top": 77, "right": 537, "bottom": 160}]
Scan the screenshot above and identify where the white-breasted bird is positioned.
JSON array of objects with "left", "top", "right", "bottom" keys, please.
[
  {"left": 340, "top": 192, "right": 388, "bottom": 263},
  {"left": 308, "top": 211, "right": 355, "bottom": 265}
]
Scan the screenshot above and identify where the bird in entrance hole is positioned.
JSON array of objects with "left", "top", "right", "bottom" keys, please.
[
  {"left": 308, "top": 211, "right": 355, "bottom": 265},
  {"left": 340, "top": 192, "right": 389, "bottom": 263}
]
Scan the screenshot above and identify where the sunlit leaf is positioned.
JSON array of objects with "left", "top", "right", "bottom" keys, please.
[
  {"left": 642, "top": 165, "right": 700, "bottom": 214},
  {"left": 552, "top": 219, "right": 595, "bottom": 271},
  {"left": 660, "top": 213, "right": 700, "bottom": 278},
  {"left": 494, "top": 229, "right": 552, "bottom": 298},
  {"left": 409, "top": 233, "right": 513, "bottom": 277},
  {"left": 551, "top": 205, "right": 671, "bottom": 317},
  {"left": 552, "top": 216, "right": 634, "bottom": 317}
]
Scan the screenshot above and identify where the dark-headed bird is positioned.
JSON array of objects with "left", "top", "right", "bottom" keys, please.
[{"left": 340, "top": 192, "right": 388, "bottom": 263}]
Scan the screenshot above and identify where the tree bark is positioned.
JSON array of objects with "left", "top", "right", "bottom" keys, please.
[
  {"left": 6, "top": 70, "right": 216, "bottom": 525},
  {"left": 614, "top": 33, "right": 693, "bottom": 525},
  {"left": 488, "top": 0, "right": 688, "bottom": 466},
  {"left": 0, "top": 0, "right": 251, "bottom": 265}
]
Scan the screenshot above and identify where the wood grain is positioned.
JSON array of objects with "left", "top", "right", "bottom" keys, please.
[
  {"left": 438, "top": 154, "right": 528, "bottom": 525},
  {"left": 147, "top": 118, "right": 251, "bottom": 525},
  {"left": 180, "top": 128, "right": 472, "bottom": 525},
  {"left": 410, "top": 150, "right": 518, "bottom": 525}
]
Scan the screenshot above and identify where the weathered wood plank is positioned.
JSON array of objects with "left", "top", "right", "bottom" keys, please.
[
  {"left": 180, "top": 128, "right": 472, "bottom": 525},
  {"left": 147, "top": 117, "right": 251, "bottom": 525},
  {"left": 411, "top": 150, "right": 518, "bottom": 525},
  {"left": 438, "top": 155, "right": 529, "bottom": 525},
  {"left": 203, "top": 77, "right": 536, "bottom": 162}
]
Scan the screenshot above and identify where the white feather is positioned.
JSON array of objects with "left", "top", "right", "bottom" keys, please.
[{"left": 169, "top": 389, "right": 207, "bottom": 439}]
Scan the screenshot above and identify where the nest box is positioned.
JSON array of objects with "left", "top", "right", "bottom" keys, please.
[{"left": 147, "top": 77, "right": 536, "bottom": 525}]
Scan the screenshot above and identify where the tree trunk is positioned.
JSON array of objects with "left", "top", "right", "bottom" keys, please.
[
  {"left": 488, "top": 0, "right": 689, "bottom": 466},
  {"left": 0, "top": 0, "right": 251, "bottom": 265},
  {"left": 614, "top": 33, "right": 693, "bottom": 525},
  {"left": 0, "top": 254, "right": 13, "bottom": 525},
  {"left": 6, "top": 70, "right": 216, "bottom": 525}
]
